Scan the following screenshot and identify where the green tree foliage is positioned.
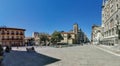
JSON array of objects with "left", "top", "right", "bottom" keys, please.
[
  {"left": 39, "top": 33, "right": 49, "bottom": 44},
  {"left": 51, "top": 31, "right": 63, "bottom": 43},
  {"left": 28, "top": 38, "right": 35, "bottom": 45}
]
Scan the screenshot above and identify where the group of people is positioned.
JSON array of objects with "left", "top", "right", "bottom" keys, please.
[
  {"left": 26, "top": 47, "right": 35, "bottom": 52},
  {"left": 0, "top": 45, "right": 12, "bottom": 63}
]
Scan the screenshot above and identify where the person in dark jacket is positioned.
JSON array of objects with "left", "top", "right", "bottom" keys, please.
[
  {"left": 5, "top": 45, "right": 11, "bottom": 53},
  {"left": 0, "top": 45, "right": 4, "bottom": 63},
  {"left": 0, "top": 45, "right": 3, "bottom": 56}
]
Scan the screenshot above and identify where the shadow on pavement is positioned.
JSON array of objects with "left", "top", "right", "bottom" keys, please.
[{"left": 2, "top": 50, "right": 60, "bottom": 66}]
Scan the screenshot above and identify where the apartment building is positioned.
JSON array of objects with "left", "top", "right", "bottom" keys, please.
[
  {"left": 0, "top": 27, "right": 25, "bottom": 46},
  {"left": 101, "top": 0, "right": 120, "bottom": 45}
]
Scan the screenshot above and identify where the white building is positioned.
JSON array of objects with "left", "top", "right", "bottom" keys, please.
[
  {"left": 61, "top": 32, "right": 76, "bottom": 44},
  {"left": 101, "top": 0, "right": 120, "bottom": 45},
  {"left": 91, "top": 25, "right": 103, "bottom": 45},
  {"left": 32, "top": 32, "right": 40, "bottom": 45}
]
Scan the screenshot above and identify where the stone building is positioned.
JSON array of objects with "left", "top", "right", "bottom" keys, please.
[
  {"left": 32, "top": 32, "right": 40, "bottom": 45},
  {"left": 0, "top": 27, "right": 25, "bottom": 46},
  {"left": 91, "top": 25, "right": 103, "bottom": 45},
  {"left": 61, "top": 23, "right": 90, "bottom": 44},
  {"left": 33, "top": 23, "right": 90, "bottom": 45},
  {"left": 61, "top": 32, "right": 76, "bottom": 44},
  {"left": 101, "top": 0, "right": 120, "bottom": 45}
]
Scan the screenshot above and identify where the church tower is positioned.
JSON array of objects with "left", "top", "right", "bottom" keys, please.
[{"left": 73, "top": 23, "right": 79, "bottom": 34}]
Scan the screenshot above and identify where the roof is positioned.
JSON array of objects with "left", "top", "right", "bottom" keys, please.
[{"left": 0, "top": 27, "right": 26, "bottom": 31}]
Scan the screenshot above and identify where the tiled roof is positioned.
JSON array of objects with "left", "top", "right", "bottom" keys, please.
[{"left": 0, "top": 27, "right": 25, "bottom": 31}]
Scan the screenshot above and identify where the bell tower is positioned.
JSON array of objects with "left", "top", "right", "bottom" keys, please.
[{"left": 73, "top": 23, "right": 78, "bottom": 34}]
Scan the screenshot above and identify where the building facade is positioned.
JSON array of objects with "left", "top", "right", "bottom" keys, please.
[
  {"left": 61, "top": 23, "right": 90, "bottom": 44},
  {"left": 0, "top": 27, "right": 25, "bottom": 46},
  {"left": 61, "top": 32, "right": 76, "bottom": 44},
  {"left": 33, "top": 23, "right": 90, "bottom": 45},
  {"left": 32, "top": 32, "right": 40, "bottom": 45},
  {"left": 101, "top": 0, "right": 120, "bottom": 45},
  {"left": 91, "top": 25, "right": 103, "bottom": 45}
]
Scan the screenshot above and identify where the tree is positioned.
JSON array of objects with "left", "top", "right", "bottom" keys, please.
[
  {"left": 51, "top": 31, "right": 63, "bottom": 43},
  {"left": 28, "top": 38, "right": 35, "bottom": 46},
  {"left": 38, "top": 33, "right": 49, "bottom": 45}
]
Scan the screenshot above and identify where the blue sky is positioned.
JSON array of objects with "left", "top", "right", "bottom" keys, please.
[{"left": 0, "top": 0, "right": 102, "bottom": 39}]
